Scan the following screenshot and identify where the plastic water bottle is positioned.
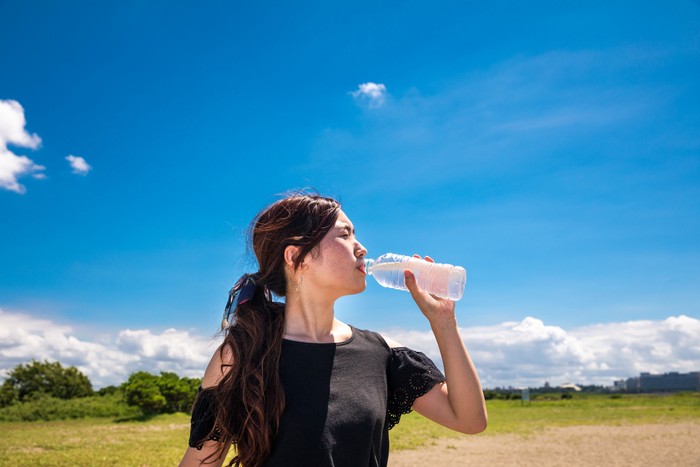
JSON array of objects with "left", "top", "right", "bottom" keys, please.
[{"left": 364, "top": 253, "right": 467, "bottom": 300}]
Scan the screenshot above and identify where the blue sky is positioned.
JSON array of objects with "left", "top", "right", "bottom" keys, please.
[{"left": 1, "top": 1, "right": 699, "bottom": 387}]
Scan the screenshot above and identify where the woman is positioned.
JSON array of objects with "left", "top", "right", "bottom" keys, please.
[{"left": 179, "top": 193, "right": 487, "bottom": 467}]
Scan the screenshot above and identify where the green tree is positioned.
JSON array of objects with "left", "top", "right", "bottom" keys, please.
[
  {"left": 156, "top": 372, "right": 200, "bottom": 413},
  {"left": 178, "top": 376, "right": 201, "bottom": 412},
  {"left": 0, "top": 360, "right": 93, "bottom": 407},
  {"left": 122, "top": 372, "right": 167, "bottom": 415},
  {"left": 122, "top": 371, "right": 201, "bottom": 415},
  {"left": 0, "top": 385, "right": 17, "bottom": 407}
]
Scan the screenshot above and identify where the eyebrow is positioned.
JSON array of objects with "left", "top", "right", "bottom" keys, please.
[{"left": 337, "top": 223, "right": 355, "bottom": 233}]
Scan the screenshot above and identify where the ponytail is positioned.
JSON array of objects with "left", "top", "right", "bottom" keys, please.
[{"left": 210, "top": 274, "right": 286, "bottom": 467}]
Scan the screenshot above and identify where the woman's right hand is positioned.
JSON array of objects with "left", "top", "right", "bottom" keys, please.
[{"left": 403, "top": 255, "right": 457, "bottom": 329}]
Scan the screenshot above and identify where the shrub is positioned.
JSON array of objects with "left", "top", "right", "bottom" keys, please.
[
  {"left": 0, "top": 393, "right": 138, "bottom": 422},
  {"left": 97, "top": 385, "right": 120, "bottom": 396}
]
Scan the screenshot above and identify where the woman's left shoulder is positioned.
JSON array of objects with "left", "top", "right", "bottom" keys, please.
[{"left": 349, "top": 325, "right": 403, "bottom": 350}]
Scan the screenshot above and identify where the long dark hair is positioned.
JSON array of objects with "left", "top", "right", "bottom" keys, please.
[{"left": 208, "top": 193, "right": 340, "bottom": 466}]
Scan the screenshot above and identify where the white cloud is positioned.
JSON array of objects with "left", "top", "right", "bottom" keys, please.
[
  {"left": 66, "top": 154, "right": 91, "bottom": 175},
  {"left": 0, "top": 308, "right": 218, "bottom": 388},
  {"left": 383, "top": 315, "right": 700, "bottom": 388},
  {"left": 351, "top": 82, "right": 387, "bottom": 108},
  {"left": 0, "top": 100, "right": 44, "bottom": 194},
  {"left": 1, "top": 307, "right": 697, "bottom": 390}
]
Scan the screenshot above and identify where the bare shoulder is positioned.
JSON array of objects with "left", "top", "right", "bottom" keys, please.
[
  {"left": 379, "top": 333, "right": 403, "bottom": 349},
  {"left": 201, "top": 343, "right": 234, "bottom": 389}
]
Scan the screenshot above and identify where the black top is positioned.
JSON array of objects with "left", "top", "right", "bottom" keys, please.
[{"left": 189, "top": 326, "right": 445, "bottom": 467}]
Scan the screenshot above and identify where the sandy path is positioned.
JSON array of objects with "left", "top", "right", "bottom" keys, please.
[{"left": 389, "top": 423, "right": 700, "bottom": 467}]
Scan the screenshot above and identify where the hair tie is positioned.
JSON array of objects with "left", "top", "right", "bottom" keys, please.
[{"left": 221, "top": 273, "right": 257, "bottom": 330}]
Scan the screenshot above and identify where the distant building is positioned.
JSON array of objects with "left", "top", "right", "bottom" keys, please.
[
  {"left": 612, "top": 380, "right": 627, "bottom": 391},
  {"left": 621, "top": 371, "right": 700, "bottom": 393}
]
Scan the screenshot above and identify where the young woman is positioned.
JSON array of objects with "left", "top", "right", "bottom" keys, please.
[{"left": 179, "top": 193, "right": 487, "bottom": 467}]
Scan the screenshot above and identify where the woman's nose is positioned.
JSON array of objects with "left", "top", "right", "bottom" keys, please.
[{"left": 355, "top": 242, "right": 367, "bottom": 258}]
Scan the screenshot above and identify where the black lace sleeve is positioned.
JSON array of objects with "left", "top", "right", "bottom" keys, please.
[
  {"left": 387, "top": 347, "right": 446, "bottom": 430},
  {"left": 188, "top": 387, "right": 222, "bottom": 449}
]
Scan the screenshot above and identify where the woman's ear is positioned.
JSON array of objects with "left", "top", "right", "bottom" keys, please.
[{"left": 283, "top": 245, "right": 301, "bottom": 269}]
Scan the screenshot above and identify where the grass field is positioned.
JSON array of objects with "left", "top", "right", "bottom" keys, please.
[
  {"left": 390, "top": 392, "right": 700, "bottom": 450},
  {"left": 1, "top": 393, "right": 698, "bottom": 466}
]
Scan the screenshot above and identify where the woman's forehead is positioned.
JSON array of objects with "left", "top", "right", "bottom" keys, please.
[{"left": 334, "top": 210, "right": 354, "bottom": 229}]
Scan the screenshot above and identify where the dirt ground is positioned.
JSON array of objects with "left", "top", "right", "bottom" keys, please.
[{"left": 389, "top": 422, "right": 700, "bottom": 467}]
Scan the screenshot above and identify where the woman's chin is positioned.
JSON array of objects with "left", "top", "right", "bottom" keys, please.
[{"left": 344, "top": 281, "right": 367, "bottom": 296}]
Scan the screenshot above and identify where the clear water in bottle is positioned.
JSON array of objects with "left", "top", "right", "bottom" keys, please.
[{"left": 364, "top": 253, "right": 466, "bottom": 300}]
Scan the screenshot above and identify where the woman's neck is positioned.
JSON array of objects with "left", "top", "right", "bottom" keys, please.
[{"left": 283, "top": 294, "right": 351, "bottom": 343}]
